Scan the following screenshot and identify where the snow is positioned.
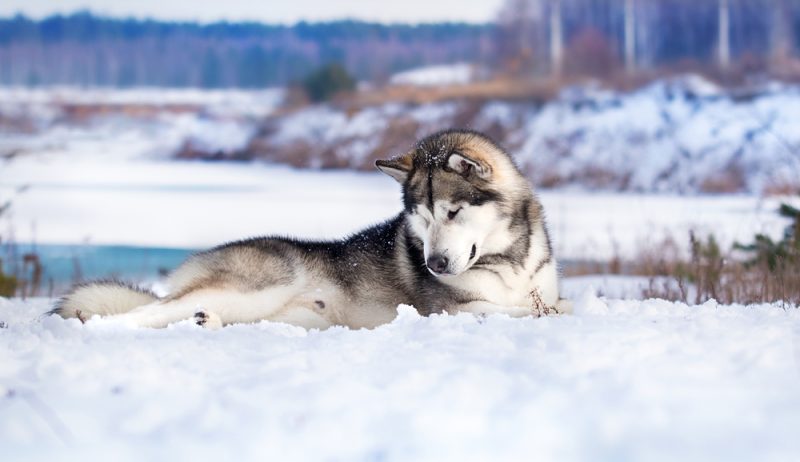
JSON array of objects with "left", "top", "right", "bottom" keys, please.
[
  {"left": 0, "top": 86, "right": 285, "bottom": 118},
  {"left": 513, "top": 76, "right": 800, "bottom": 193},
  {"left": 5, "top": 77, "right": 800, "bottom": 193},
  {"left": 389, "top": 63, "right": 474, "bottom": 86},
  {"left": 255, "top": 75, "right": 800, "bottom": 193},
  {"left": 1, "top": 293, "right": 798, "bottom": 460},
  {"left": 2, "top": 81, "right": 799, "bottom": 460},
  {"left": 0, "top": 86, "right": 284, "bottom": 166},
  {"left": 2, "top": 147, "right": 794, "bottom": 261},
  {"left": 2, "top": 150, "right": 794, "bottom": 261},
  {"left": 561, "top": 275, "right": 664, "bottom": 299}
]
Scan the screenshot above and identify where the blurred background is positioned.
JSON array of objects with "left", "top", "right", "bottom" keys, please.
[{"left": 1, "top": 0, "right": 799, "bottom": 303}]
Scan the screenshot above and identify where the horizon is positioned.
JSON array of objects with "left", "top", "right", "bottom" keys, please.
[{"left": 0, "top": 0, "right": 503, "bottom": 25}]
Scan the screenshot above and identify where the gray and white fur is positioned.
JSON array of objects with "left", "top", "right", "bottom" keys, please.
[{"left": 52, "top": 129, "right": 568, "bottom": 329}]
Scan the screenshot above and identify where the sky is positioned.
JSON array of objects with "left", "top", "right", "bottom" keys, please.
[{"left": 0, "top": 0, "right": 505, "bottom": 24}]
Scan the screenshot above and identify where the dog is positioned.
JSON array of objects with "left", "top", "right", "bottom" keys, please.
[{"left": 52, "top": 129, "right": 567, "bottom": 329}]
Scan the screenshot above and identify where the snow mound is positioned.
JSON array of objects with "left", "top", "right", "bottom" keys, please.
[
  {"left": 515, "top": 75, "right": 800, "bottom": 193},
  {"left": 0, "top": 86, "right": 284, "bottom": 162},
  {"left": 256, "top": 74, "right": 800, "bottom": 193},
  {"left": 5, "top": 77, "right": 800, "bottom": 193},
  {"left": 1, "top": 296, "right": 798, "bottom": 461},
  {"left": 390, "top": 63, "right": 474, "bottom": 86}
]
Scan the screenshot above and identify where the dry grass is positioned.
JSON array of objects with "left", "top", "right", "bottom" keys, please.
[
  {"left": 0, "top": 244, "right": 48, "bottom": 299},
  {"left": 59, "top": 103, "right": 199, "bottom": 121},
  {"left": 699, "top": 162, "right": 747, "bottom": 194},
  {"left": 346, "top": 78, "right": 562, "bottom": 108},
  {"left": 336, "top": 62, "right": 779, "bottom": 110},
  {"left": 634, "top": 232, "right": 800, "bottom": 306},
  {"left": 762, "top": 180, "right": 800, "bottom": 197},
  {"left": 564, "top": 224, "right": 800, "bottom": 307}
]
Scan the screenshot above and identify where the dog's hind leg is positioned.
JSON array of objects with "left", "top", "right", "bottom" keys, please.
[
  {"left": 103, "top": 295, "right": 209, "bottom": 328},
  {"left": 102, "top": 282, "right": 332, "bottom": 329}
]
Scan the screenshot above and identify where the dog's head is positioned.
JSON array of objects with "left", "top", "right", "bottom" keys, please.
[{"left": 376, "top": 129, "right": 529, "bottom": 278}]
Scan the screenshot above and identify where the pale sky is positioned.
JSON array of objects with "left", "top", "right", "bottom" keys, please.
[{"left": 0, "top": 0, "right": 505, "bottom": 24}]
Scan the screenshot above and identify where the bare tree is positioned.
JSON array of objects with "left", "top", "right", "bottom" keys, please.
[
  {"left": 496, "top": 0, "right": 547, "bottom": 76},
  {"left": 771, "top": 0, "right": 794, "bottom": 65},
  {"left": 624, "top": 0, "right": 636, "bottom": 72},
  {"left": 550, "top": 0, "right": 564, "bottom": 76},
  {"left": 718, "top": 0, "right": 731, "bottom": 70}
]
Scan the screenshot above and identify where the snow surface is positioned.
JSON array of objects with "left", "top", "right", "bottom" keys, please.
[
  {"left": 261, "top": 75, "right": 800, "bottom": 193},
  {"left": 0, "top": 86, "right": 284, "bottom": 166},
  {"left": 514, "top": 77, "right": 800, "bottom": 193},
  {"left": 1, "top": 294, "right": 798, "bottom": 461},
  {"left": 4, "top": 77, "right": 800, "bottom": 193},
  {"left": 2, "top": 152, "right": 794, "bottom": 261},
  {"left": 0, "top": 86, "right": 285, "bottom": 118},
  {"left": 389, "top": 63, "right": 474, "bottom": 86}
]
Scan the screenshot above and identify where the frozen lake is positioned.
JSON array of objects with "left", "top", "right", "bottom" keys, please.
[{"left": 3, "top": 243, "right": 193, "bottom": 295}]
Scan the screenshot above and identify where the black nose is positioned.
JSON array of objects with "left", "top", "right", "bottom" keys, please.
[{"left": 427, "top": 254, "right": 449, "bottom": 274}]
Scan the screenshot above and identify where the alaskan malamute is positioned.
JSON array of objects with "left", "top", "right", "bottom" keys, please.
[{"left": 53, "top": 129, "right": 567, "bottom": 329}]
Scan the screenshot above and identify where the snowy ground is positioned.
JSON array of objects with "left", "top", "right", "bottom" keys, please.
[
  {"left": 1, "top": 294, "right": 798, "bottom": 461},
  {"left": 0, "top": 86, "right": 285, "bottom": 118}
]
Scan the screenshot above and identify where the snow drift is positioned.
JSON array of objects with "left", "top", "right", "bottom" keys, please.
[
  {"left": 253, "top": 75, "right": 800, "bottom": 194},
  {"left": 0, "top": 294, "right": 798, "bottom": 461}
]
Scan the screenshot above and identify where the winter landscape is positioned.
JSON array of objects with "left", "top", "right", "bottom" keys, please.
[{"left": 2, "top": 1, "right": 800, "bottom": 461}]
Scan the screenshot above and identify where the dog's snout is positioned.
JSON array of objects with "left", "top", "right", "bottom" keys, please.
[{"left": 426, "top": 254, "right": 449, "bottom": 275}]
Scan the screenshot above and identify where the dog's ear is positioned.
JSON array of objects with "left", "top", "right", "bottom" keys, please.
[
  {"left": 448, "top": 153, "right": 491, "bottom": 180},
  {"left": 375, "top": 153, "right": 412, "bottom": 183}
]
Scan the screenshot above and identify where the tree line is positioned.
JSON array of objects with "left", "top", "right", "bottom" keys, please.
[
  {"left": 495, "top": 0, "right": 799, "bottom": 77},
  {"left": 0, "top": 12, "right": 491, "bottom": 87},
  {"left": 0, "top": 2, "right": 797, "bottom": 88}
]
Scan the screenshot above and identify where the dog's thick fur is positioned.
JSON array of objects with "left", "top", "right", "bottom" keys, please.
[{"left": 52, "top": 129, "right": 566, "bottom": 329}]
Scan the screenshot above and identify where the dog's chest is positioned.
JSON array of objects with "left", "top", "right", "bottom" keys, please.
[
  {"left": 445, "top": 225, "right": 554, "bottom": 307},
  {"left": 447, "top": 265, "right": 536, "bottom": 306}
]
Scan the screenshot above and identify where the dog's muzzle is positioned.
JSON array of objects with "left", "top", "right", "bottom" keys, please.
[{"left": 426, "top": 254, "right": 449, "bottom": 275}]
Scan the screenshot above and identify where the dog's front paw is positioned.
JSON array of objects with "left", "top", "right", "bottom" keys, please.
[
  {"left": 554, "top": 298, "right": 573, "bottom": 315},
  {"left": 194, "top": 310, "right": 223, "bottom": 330}
]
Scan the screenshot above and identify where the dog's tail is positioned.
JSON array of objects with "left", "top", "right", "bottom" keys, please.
[{"left": 50, "top": 280, "right": 159, "bottom": 322}]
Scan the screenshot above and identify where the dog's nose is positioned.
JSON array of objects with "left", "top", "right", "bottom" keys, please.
[{"left": 427, "top": 255, "right": 449, "bottom": 274}]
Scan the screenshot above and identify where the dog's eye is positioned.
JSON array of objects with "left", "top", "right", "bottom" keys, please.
[{"left": 447, "top": 208, "right": 462, "bottom": 220}]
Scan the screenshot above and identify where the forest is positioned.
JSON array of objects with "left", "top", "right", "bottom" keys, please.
[
  {"left": 0, "top": 1, "right": 798, "bottom": 87},
  {"left": 0, "top": 13, "right": 491, "bottom": 87}
]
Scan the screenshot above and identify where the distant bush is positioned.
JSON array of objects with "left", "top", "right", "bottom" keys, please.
[
  {"left": 302, "top": 63, "right": 356, "bottom": 102},
  {"left": 735, "top": 203, "right": 800, "bottom": 274},
  {"left": 0, "top": 270, "right": 16, "bottom": 297},
  {"left": 0, "top": 195, "right": 46, "bottom": 298}
]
